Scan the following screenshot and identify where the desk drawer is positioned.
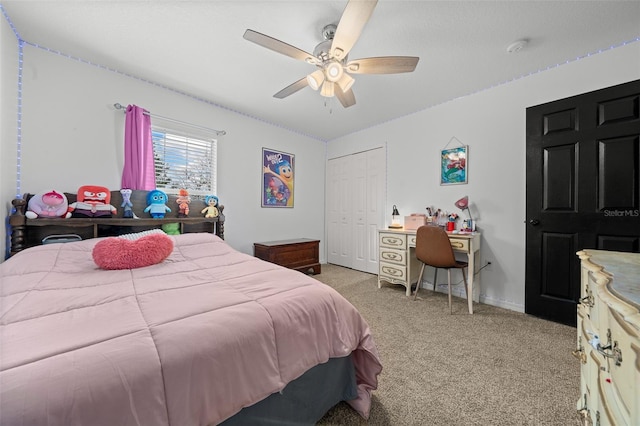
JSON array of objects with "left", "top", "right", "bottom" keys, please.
[
  {"left": 448, "top": 237, "right": 469, "bottom": 253},
  {"left": 380, "top": 247, "right": 407, "bottom": 265},
  {"left": 379, "top": 261, "right": 407, "bottom": 281},
  {"left": 408, "top": 234, "right": 417, "bottom": 247},
  {"left": 379, "top": 233, "right": 406, "bottom": 250}
]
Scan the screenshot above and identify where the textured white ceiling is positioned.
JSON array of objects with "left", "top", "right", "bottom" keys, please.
[{"left": 2, "top": 0, "right": 639, "bottom": 141}]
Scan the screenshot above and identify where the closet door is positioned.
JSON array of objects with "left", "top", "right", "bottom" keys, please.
[
  {"left": 327, "top": 155, "right": 353, "bottom": 267},
  {"left": 327, "top": 148, "right": 385, "bottom": 273},
  {"left": 364, "top": 148, "right": 385, "bottom": 274},
  {"left": 352, "top": 153, "right": 367, "bottom": 271}
]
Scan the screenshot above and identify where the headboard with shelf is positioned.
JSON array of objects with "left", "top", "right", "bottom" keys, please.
[{"left": 8, "top": 189, "right": 225, "bottom": 257}]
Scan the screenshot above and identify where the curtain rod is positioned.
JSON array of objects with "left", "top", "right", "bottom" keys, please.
[{"left": 113, "top": 103, "right": 226, "bottom": 136}]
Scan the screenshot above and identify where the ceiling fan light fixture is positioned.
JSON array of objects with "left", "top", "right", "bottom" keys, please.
[
  {"left": 336, "top": 72, "right": 355, "bottom": 92},
  {"left": 244, "top": 1, "right": 419, "bottom": 109},
  {"left": 320, "top": 81, "right": 335, "bottom": 97},
  {"left": 307, "top": 69, "right": 325, "bottom": 91},
  {"left": 325, "top": 61, "right": 344, "bottom": 82}
]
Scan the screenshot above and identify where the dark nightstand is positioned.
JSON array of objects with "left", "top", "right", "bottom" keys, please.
[{"left": 253, "top": 238, "right": 320, "bottom": 274}]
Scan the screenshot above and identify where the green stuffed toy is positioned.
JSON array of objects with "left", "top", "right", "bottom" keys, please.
[{"left": 162, "top": 223, "right": 180, "bottom": 235}]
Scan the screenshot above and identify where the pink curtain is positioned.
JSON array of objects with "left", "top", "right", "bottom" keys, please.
[{"left": 121, "top": 105, "right": 156, "bottom": 190}]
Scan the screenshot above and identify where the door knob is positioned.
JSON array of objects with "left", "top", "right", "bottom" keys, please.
[{"left": 529, "top": 219, "right": 540, "bottom": 226}]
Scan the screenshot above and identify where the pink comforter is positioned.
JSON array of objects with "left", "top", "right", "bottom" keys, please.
[{"left": 0, "top": 233, "right": 381, "bottom": 426}]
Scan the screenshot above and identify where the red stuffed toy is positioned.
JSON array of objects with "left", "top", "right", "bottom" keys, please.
[{"left": 67, "top": 185, "right": 117, "bottom": 218}]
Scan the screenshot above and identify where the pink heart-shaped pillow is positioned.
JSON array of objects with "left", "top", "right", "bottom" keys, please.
[{"left": 93, "top": 233, "right": 174, "bottom": 270}]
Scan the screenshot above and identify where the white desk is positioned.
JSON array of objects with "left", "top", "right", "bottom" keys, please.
[{"left": 377, "top": 228, "right": 481, "bottom": 314}]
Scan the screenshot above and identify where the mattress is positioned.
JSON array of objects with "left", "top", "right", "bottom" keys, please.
[{"left": 0, "top": 233, "right": 381, "bottom": 426}]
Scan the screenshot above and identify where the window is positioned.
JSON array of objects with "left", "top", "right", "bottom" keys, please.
[{"left": 152, "top": 126, "right": 217, "bottom": 196}]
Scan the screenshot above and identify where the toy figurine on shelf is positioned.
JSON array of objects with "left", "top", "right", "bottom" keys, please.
[
  {"left": 25, "top": 190, "right": 71, "bottom": 219},
  {"left": 201, "top": 195, "right": 219, "bottom": 218},
  {"left": 120, "top": 188, "right": 137, "bottom": 218},
  {"left": 162, "top": 222, "right": 180, "bottom": 235},
  {"left": 144, "top": 189, "right": 171, "bottom": 218},
  {"left": 176, "top": 188, "right": 191, "bottom": 217},
  {"left": 67, "top": 185, "right": 117, "bottom": 218}
]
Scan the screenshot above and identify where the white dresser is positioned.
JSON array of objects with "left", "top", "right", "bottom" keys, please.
[
  {"left": 575, "top": 250, "right": 640, "bottom": 426},
  {"left": 377, "top": 228, "right": 481, "bottom": 313}
]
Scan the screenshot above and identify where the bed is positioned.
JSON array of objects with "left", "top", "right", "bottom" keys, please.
[{"left": 0, "top": 232, "right": 382, "bottom": 425}]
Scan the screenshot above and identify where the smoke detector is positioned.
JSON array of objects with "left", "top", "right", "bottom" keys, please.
[{"left": 506, "top": 39, "right": 528, "bottom": 53}]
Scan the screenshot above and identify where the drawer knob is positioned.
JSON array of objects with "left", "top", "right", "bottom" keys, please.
[
  {"left": 575, "top": 394, "right": 592, "bottom": 426},
  {"left": 579, "top": 293, "right": 594, "bottom": 308},
  {"left": 571, "top": 347, "right": 587, "bottom": 364},
  {"left": 382, "top": 266, "right": 400, "bottom": 276},
  {"left": 596, "top": 329, "right": 623, "bottom": 367},
  {"left": 451, "top": 241, "right": 463, "bottom": 249}
]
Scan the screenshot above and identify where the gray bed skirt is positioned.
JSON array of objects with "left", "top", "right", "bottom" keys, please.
[{"left": 220, "top": 355, "right": 357, "bottom": 425}]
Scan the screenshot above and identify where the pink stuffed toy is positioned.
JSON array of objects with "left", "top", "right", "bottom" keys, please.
[
  {"left": 26, "top": 190, "right": 71, "bottom": 219},
  {"left": 92, "top": 233, "right": 174, "bottom": 270}
]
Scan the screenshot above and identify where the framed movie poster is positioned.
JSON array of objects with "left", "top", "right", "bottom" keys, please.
[
  {"left": 440, "top": 145, "right": 468, "bottom": 185},
  {"left": 262, "top": 148, "right": 294, "bottom": 207}
]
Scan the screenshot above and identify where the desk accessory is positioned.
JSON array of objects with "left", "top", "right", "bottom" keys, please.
[
  {"left": 389, "top": 205, "right": 403, "bottom": 229},
  {"left": 455, "top": 196, "right": 475, "bottom": 231}
]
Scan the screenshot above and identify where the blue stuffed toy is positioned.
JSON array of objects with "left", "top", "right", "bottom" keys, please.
[{"left": 144, "top": 189, "right": 171, "bottom": 218}]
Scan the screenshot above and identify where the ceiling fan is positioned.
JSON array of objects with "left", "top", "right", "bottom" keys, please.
[{"left": 243, "top": 0, "right": 419, "bottom": 108}]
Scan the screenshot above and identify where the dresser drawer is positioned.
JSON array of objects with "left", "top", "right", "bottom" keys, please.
[
  {"left": 408, "top": 234, "right": 417, "bottom": 247},
  {"left": 379, "top": 261, "right": 407, "bottom": 281},
  {"left": 605, "top": 309, "right": 639, "bottom": 421},
  {"left": 379, "top": 247, "right": 407, "bottom": 265},
  {"left": 448, "top": 237, "right": 469, "bottom": 253},
  {"left": 379, "top": 232, "right": 407, "bottom": 250}
]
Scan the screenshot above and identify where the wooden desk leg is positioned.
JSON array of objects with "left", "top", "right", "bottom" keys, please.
[{"left": 467, "top": 250, "right": 475, "bottom": 314}]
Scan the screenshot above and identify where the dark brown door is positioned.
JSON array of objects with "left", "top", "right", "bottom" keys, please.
[{"left": 525, "top": 80, "right": 640, "bottom": 326}]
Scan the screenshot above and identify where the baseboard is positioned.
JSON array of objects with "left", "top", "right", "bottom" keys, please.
[
  {"left": 478, "top": 295, "right": 524, "bottom": 313},
  {"left": 418, "top": 281, "right": 524, "bottom": 313}
]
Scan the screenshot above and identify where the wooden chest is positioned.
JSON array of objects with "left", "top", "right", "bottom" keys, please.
[{"left": 253, "top": 238, "right": 321, "bottom": 274}]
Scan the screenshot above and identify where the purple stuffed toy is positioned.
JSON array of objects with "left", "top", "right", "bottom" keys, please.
[{"left": 26, "top": 190, "right": 71, "bottom": 219}]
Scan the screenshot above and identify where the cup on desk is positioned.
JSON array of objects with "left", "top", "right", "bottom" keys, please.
[{"left": 446, "top": 222, "right": 455, "bottom": 232}]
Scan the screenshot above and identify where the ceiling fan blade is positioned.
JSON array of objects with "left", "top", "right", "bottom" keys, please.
[
  {"left": 244, "top": 29, "right": 319, "bottom": 64},
  {"left": 274, "top": 77, "right": 309, "bottom": 99},
  {"left": 330, "top": 0, "right": 378, "bottom": 61},
  {"left": 346, "top": 56, "right": 420, "bottom": 74},
  {"left": 335, "top": 86, "right": 356, "bottom": 108}
]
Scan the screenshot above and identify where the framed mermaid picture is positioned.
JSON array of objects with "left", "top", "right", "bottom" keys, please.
[
  {"left": 262, "top": 148, "right": 295, "bottom": 208},
  {"left": 440, "top": 145, "right": 468, "bottom": 185}
]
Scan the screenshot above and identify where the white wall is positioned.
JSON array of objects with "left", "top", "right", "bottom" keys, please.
[
  {"left": 3, "top": 12, "right": 639, "bottom": 315},
  {"left": 8, "top": 44, "right": 326, "bottom": 258},
  {"left": 1, "top": 13, "right": 19, "bottom": 259},
  {"left": 327, "top": 42, "right": 640, "bottom": 312}
]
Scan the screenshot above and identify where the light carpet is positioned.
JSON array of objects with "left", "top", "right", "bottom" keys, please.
[{"left": 315, "top": 264, "right": 579, "bottom": 426}]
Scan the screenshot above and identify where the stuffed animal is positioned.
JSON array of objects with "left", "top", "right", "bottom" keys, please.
[
  {"left": 201, "top": 195, "right": 219, "bottom": 218},
  {"left": 176, "top": 188, "right": 191, "bottom": 217},
  {"left": 162, "top": 223, "right": 180, "bottom": 235},
  {"left": 120, "top": 188, "right": 137, "bottom": 218},
  {"left": 25, "top": 190, "right": 71, "bottom": 219},
  {"left": 144, "top": 189, "right": 171, "bottom": 218},
  {"left": 67, "top": 185, "right": 117, "bottom": 218}
]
